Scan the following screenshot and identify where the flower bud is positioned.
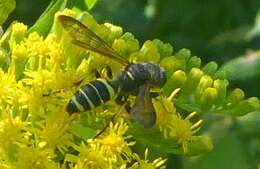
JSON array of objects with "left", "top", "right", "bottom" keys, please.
[
  {"left": 139, "top": 40, "right": 160, "bottom": 63},
  {"left": 200, "top": 87, "right": 218, "bottom": 110},
  {"left": 187, "top": 56, "right": 201, "bottom": 71},
  {"left": 12, "top": 43, "right": 28, "bottom": 80},
  {"left": 182, "top": 68, "right": 204, "bottom": 95},
  {"left": 230, "top": 97, "right": 260, "bottom": 116},
  {"left": 195, "top": 75, "right": 213, "bottom": 100},
  {"left": 213, "top": 79, "right": 229, "bottom": 105},
  {"left": 121, "top": 33, "right": 140, "bottom": 54},
  {"left": 152, "top": 39, "right": 173, "bottom": 58},
  {"left": 113, "top": 32, "right": 139, "bottom": 58},
  {"left": 175, "top": 48, "right": 191, "bottom": 62},
  {"left": 202, "top": 61, "right": 218, "bottom": 76},
  {"left": 237, "top": 111, "right": 260, "bottom": 135},
  {"left": 171, "top": 70, "right": 187, "bottom": 87},
  {"left": 11, "top": 42, "right": 26, "bottom": 58},
  {"left": 226, "top": 88, "right": 245, "bottom": 105},
  {"left": 104, "top": 23, "right": 123, "bottom": 42},
  {"left": 9, "top": 22, "right": 27, "bottom": 45},
  {"left": 163, "top": 70, "right": 186, "bottom": 95},
  {"left": 160, "top": 56, "right": 181, "bottom": 74}
]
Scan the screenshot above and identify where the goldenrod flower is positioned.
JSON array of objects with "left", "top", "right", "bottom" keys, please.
[
  {"left": 11, "top": 42, "right": 27, "bottom": 59},
  {"left": 66, "top": 120, "right": 137, "bottom": 169},
  {"left": 94, "top": 119, "right": 135, "bottom": 163},
  {"left": 19, "top": 69, "right": 58, "bottom": 116},
  {"left": 38, "top": 108, "right": 74, "bottom": 153},
  {"left": 0, "top": 67, "right": 17, "bottom": 105},
  {"left": 154, "top": 89, "right": 180, "bottom": 137},
  {"left": 169, "top": 112, "right": 202, "bottom": 153},
  {"left": 0, "top": 115, "right": 28, "bottom": 163},
  {"left": 25, "top": 32, "right": 48, "bottom": 59},
  {"left": 44, "top": 34, "right": 64, "bottom": 69},
  {"left": 154, "top": 89, "right": 202, "bottom": 153},
  {"left": 14, "top": 147, "right": 59, "bottom": 169},
  {"left": 11, "top": 22, "right": 27, "bottom": 38},
  {"left": 9, "top": 22, "right": 27, "bottom": 45},
  {"left": 3, "top": 7, "right": 256, "bottom": 168},
  {"left": 74, "top": 142, "right": 112, "bottom": 169},
  {"left": 130, "top": 149, "right": 167, "bottom": 169}
]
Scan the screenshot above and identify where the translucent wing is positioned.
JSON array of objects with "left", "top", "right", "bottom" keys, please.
[
  {"left": 58, "top": 15, "right": 130, "bottom": 66},
  {"left": 131, "top": 84, "right": 156, "bottom": 128}
]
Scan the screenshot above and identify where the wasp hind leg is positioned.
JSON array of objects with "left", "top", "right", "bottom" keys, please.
[
  {"left": 93, "top": 102, "right": 128, "bottom": 139},
  {"left": 115, "top": 95, "right": 125, "bottom": 105},
  {"left": 115, "top": 94, "right": 131, "bottom": 110},
  {"left": 93, "top": 95, "right": 131, "bottom": 139}
]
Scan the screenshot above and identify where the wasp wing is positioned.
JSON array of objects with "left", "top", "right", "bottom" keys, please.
[
  {"left": 58, "top": 15, "right": 129, "bottom": 66},
  {"left": 130, "top": 84, "right": 156, "bottom": 128}
]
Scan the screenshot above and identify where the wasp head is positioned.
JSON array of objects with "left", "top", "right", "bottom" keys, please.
[{"left": 144, "top": 63, "right": 167, "bottom": 88}]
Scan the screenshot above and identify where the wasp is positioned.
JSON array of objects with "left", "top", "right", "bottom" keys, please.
[{"left": 58, "top": 15, "right": 167, "bottom": 128}]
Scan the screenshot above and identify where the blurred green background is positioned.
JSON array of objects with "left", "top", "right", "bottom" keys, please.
[{"left": 3, "top": 0, "right": 260, "bottom": 169}]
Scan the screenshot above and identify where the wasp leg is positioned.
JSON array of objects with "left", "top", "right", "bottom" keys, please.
[
  {"left": 124, "top": 101, "right": 131, "bottom": 113},
  {"left": 93, "top": 103, "right": 126, "bottom": 139},
  {"left": 93, "top": 95, "right": 131, "bottom": 139},
  {"left": 42, "top": 90, "right": 60, "bottom": 96},
  {"left": 100, "top": 65, "right": 113, "bottom": 79},
  {"left": 115, "top": 95, "right": 131, "bottom": 113},
  {"left": 115, "top": 95, "right": 124, "bottom": 105},
  {"left": 105, "top": 65, "right": 113, "bottom": 79},
  {"left": 93, "top": 66, "right": 113, "bottom": 79},
  {"left": 92, "top": 69, "right": 101, "bottom": 78}
]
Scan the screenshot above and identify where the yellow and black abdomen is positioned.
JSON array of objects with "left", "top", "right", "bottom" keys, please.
[{"left": 66, "top": 78, "right": 116, "bottom": 114}]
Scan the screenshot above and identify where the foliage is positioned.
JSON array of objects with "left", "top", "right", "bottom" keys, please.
[
  {"left": 0, "top": 0, "right": 16, "bottom": 25},
  {"left": 0, "top": 0, "right": 260, "bottom": 169}
]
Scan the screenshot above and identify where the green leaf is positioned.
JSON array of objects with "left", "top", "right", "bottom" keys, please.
[
  {"left": 85, "top": 0, "right": 98, "bottom": 10},
  {"left": 216, "top": 51, "right": 260, "bottom": 81},
  {"left": 0, "top": 21, "right": 14, "bottom": 71},
  {"left": 183, "top": 119, "right": 253, "bottom": 169},
  {"left": 0, "top": 0, "right": 16, "bottom": 25},
  {"left": 246, "top": 10, "right": 260, "bottom": 40},
  {"left": 28, "top": 0, "right": 67, "bottom": 37},
  {"left": 129, "top": 123, "right": 212, "bottom": 156},
  {"left": 69, "top": 123, "right": 96, "bottom": 140},
  {"left": 237, "top": 110, "right": 260, "bottom": 135},
  {"left": 128, "top": 123, "right": 181, "bottom": 154},
  {"left": 184, "top": 136, "right": 213, "bottom": 156}
]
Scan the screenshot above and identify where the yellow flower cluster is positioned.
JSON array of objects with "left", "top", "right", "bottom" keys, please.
[
  {"left": 154, "top": 89, "right": 203, "bottom": 153},
  {"left": 0, "top": 8, "right": 210, "bottom": 168},
  {"left": 66, "top": 120, "right": 166, "bottom": 169}
]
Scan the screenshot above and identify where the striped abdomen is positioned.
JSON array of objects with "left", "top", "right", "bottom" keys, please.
[{"left": 66, "top": 78, "right": 116, "bottom": 114}]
